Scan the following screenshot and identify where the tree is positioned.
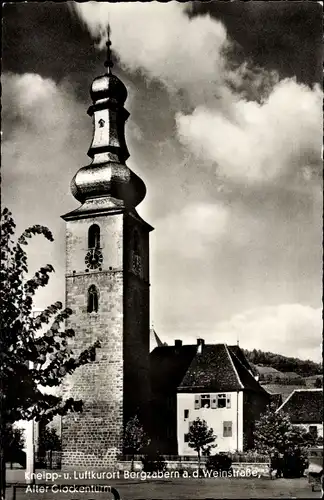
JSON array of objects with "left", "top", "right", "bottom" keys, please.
[
  {"left": 254, "top": 403, "right": 310, "bottom": 455},
  {"left": 254, "top": 403, "right": 317, "bottom": 477},
  {"left": 38, "top": 427, "right": 62, "bottom": 453},
  {"left": 124, "top": 415, "right": 150, "bottom": 471},
  {"left": 187, "top": 418, "right": 217, "bottom": 473},
  {"left": 0, "top": 208, "right": 100, "bottom": 498},
  {"left": 3, "top": 424, "right": 24, "bottom": 467}
]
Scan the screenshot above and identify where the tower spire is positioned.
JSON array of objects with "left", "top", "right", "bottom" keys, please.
[
  {"left": 104, "top": 26, "right": 113, "bottom": 74},
  {"left": 65, "top": 27, "right": 146, "bottom": 216}
]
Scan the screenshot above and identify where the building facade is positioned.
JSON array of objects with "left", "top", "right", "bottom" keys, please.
[
  {"left": 277, "top": 388, "right": 323, "bottom": 439},
  {"left": 150, "top": 339, "right": 270, "bottom": 455},
  {"left": 177, "top": 390, "right": 244, "bottom": 454},
  {"left": 61, "top": 42, "right": 153, "bottom": 468}
]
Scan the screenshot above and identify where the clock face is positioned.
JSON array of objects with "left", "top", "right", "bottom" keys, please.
[{"left": 85, "top": 249, "right": 103, "bottom": 270}]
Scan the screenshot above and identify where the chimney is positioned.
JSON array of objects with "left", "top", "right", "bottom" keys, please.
[
  {"left": 197, "top": 338, "right": 205, "bottom": 354},
  {"left": 174, "top": 339, "right": 182, "bottom": 348}
]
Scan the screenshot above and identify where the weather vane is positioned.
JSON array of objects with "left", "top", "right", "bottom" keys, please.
[{"left": 104, "top": 25, "right": 114, "bottom": 74}]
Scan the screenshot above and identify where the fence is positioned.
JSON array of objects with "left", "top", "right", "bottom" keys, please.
[
  {"left": 35, "top": 451, "right": 62, "bottom": 469},
  {"left": 33, "top": 451, "right": 269, "bottom": 469},
  {"left": 120, "top": 452, "right": 269, "bottom": 463}
]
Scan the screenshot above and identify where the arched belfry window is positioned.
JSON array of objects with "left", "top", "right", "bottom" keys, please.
[
  {"left": 88, "top": 224, "right": 100, "bottom": 249},
  {"left": 87, "top": 285, "right": 99, "bottom": 313}
]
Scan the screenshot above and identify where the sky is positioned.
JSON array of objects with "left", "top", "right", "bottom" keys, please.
[{"left": 2, "top": 1, "right": 323, "bottom": 362}]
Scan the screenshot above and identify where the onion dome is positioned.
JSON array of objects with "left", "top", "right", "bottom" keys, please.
[
  {"left": 90, "top": 73, "right": 127, "bottom": 105},
  {"left": 67, "top": 32, "right": 146, "bottom": 211}
]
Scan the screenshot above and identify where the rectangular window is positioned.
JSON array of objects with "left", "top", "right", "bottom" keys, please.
[
  {"left": 218, "top": 394, "right": 226, "bottom": 408},
  {"left": 194, "top": 395, "right": 200, "bottom": 409},
  {"left": 211, "top": 394, "right": 217, "bottom": 409},
  {"left": 184, "top": 409, "right": 189, "bottom": 419},
  {"left": 184, "top": 433, "right": 189, "bottom": 443},
  {"left": 226, "top": 395, "right": 231, "bottom": 408},
  {"left": 201, "top": 394, "right": 211, "bottom": 408},
  {"left": 223, "top": 421, "right": 232, "bottom": 437}
]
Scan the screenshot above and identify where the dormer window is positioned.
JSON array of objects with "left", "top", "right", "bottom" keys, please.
[
  {"left": 88, "top": 224, "right": 100, "bottom": 249},
  {"left": 87, "top": 285, "right": 99, "bottom": 313}
]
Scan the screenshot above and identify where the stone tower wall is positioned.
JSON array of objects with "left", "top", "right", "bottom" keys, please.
[
  {"left": 61, "top": 214, "right": 124, "bottom": 469},
  {"left": 123, "top": 215, "right": 151, "bottom": 427},
  {"left": 61, "top": 210, "right": 151, "bottom": 469}
]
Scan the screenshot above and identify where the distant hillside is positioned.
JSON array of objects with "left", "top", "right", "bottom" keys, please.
[
  {"left": 261, "top": 383, "right": 306, "bottom": 403},
  {"left": 243, "top": 348, "right": 322, "bottom": 377}
]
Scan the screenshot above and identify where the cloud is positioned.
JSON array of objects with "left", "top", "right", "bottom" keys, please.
[
  {"left": 72, "top": 2, "right": 228, "bottom": 98},
  {"left": 161, "top": 304, "right": 322, "bottom": 362},
  {"left": 152, "top": 202, "right": 229, "bottom": 259},
  {"left": 1, "top": 72, "right": 89, "bottom": 309},
  {"left": 215, "top": 304, "right": 323, "bottom": 362},
  {"left": 73, "top": 2, "right": 322, "bottom": 192},
  {"left": 176, "top": 79, "right": 322, "bottom": 185}
]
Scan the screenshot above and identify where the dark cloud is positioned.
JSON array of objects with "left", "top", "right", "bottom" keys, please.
[{"left": 189, "top": 1, "right": 322, "bottom": 85}]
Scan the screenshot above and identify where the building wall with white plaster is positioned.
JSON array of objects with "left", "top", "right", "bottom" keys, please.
[{"left": 177, "top": 391, "right": 243, "bottom": 455}]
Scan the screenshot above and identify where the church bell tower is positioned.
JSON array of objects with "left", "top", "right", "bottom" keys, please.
[{"left": 61, "top": 38, "right": 153, "bottom": 468}]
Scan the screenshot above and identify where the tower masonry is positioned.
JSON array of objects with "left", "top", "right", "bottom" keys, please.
[{"left": 61, "top": 40, "right": 153, "bottom": 469}]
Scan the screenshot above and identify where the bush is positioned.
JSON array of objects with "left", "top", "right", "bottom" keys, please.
[
  {"left": 205, "top": 454, "right": 232, "bottom": 473},
  {"left": 282, "top": 451, "right": 306, "bottom": 478},
  {"left": 141, "top": 450, "right": 167, "bottom": 473}
]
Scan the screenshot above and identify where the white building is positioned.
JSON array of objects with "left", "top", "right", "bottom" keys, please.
[
  {"left": 177, "top": 390, "right": 244, "bottom": 454},
  {"left": 150, "top": 339, "right": 270, "bottom": 455}
]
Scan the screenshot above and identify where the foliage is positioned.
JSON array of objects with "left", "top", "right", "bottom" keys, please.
[
  {"left": 205, "top": 454, "right": 232, "bottom": 473},
  {"left": 254, "top": 403, "right": 313, "bottom": 455},
  {"left": 314, "top": 377, "right": 322, "bottom": 388},
  {"left": 282, "top": 449, "right": 306, "bottom": 478},
  {"left": 244, "top": 349, "right": 322, "bottom": 378},
  {"left": 0, "top": 208, "right": 100, "bottom": 497},
  {"left": 3, "top": 424, "right": 25, "bottom": 466},
  {"left": 187, "top": 418, "right": 217, "bottom": 472},
  {"left": 124, "top": 415, "right": 150, "bottom": 471},
  {"left": 141, "top": 450, "right": 167, "bottom": 473},
  {"left": 124, "top": 415, "right": 150, "bottom": 455},
  {"left": 38, "top": 427, "right": 61, "bottom": 453}
]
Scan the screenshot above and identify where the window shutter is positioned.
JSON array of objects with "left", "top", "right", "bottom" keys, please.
[
  {"left": 194, "top": 395, "right": 200, "bottom": 409},
  {"left": 211, "top": 394, "right": 217, "bottom": 409},
  {"left": 226, "top": 395, "right": 231, "bottom": 408}
]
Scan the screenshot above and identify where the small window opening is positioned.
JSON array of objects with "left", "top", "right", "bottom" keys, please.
[
  {"left": 87, "top": 285, "right": 99, "bottom": 313},
  {"left": 88, "top": 224, "right": 100, "bottom": 249}
]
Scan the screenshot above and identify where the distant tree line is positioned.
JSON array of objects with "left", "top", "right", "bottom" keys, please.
[
  {"left": 243, "top": 349, "right": 322, "bottom": 377},
  {"left": 258, "top": 373, "right": 306, "bottom": 385}
]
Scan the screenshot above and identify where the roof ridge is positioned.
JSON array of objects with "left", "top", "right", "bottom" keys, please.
[
  {"left": 229, "top": 347, "right": 267, "bottom": 392},
  {"left": 276, "top": 388, "right": 296, "bottom": 412},
  {"left": 224, "top": 344, "right": 244, "bottom": 389},
  {"left": 292, "top": 388, "right": 322, "bottom": 392}
]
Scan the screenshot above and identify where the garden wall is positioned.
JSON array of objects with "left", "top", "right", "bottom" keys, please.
[{"left": 117, "top": 459, "right": 271, "bottom": 477}]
